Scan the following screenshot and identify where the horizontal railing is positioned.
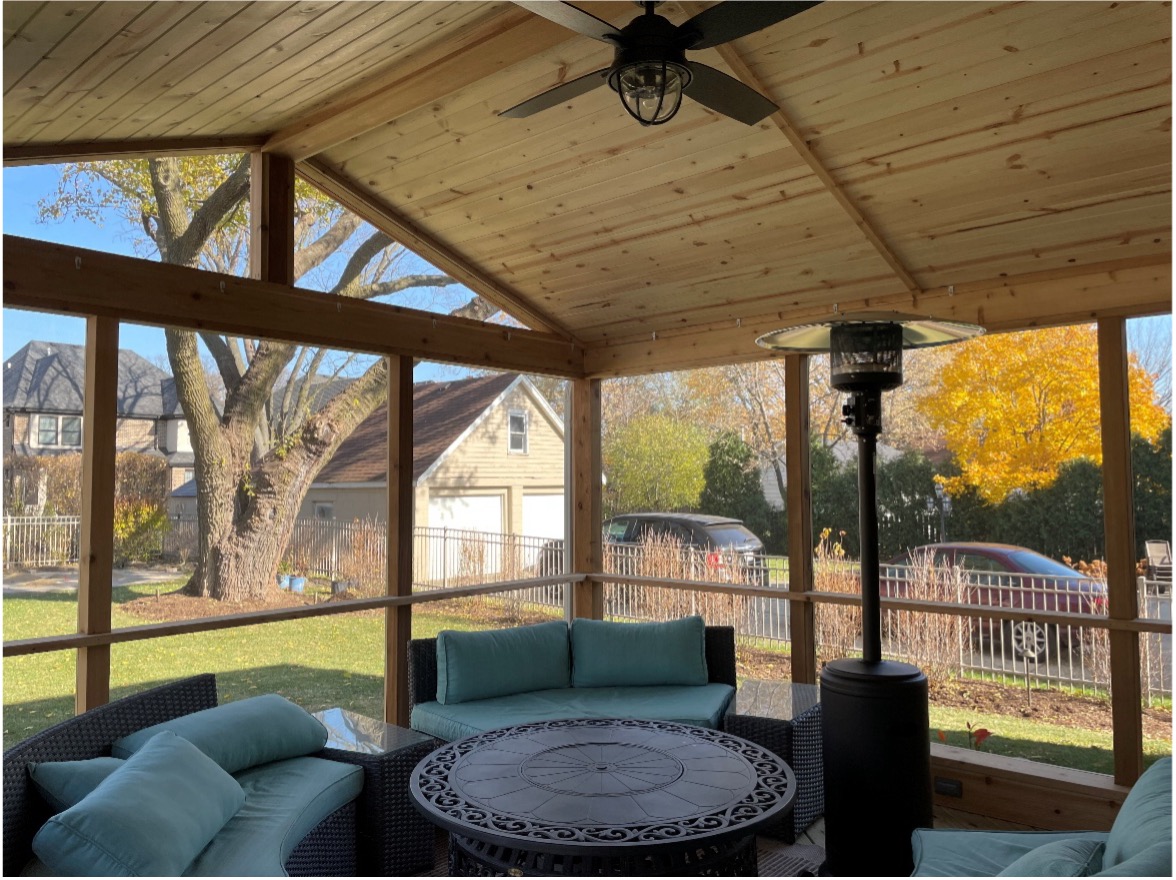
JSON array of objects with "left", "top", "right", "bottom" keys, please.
[{"left": 4, "top": 515, "right": 1170, "bottom": 699}]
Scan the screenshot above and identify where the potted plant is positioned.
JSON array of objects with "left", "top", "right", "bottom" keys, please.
[
  {"left": 276, "top": 559, "right": 292, "bottom": 590},
  {"left": 289, "top": 549, "right": 309, "bottom": 593}
]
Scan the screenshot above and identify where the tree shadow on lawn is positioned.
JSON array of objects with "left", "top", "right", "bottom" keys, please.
[{"left": 3, "top": 665, "right": 385, "bottom": 751}]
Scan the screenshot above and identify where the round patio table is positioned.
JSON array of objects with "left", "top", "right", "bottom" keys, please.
[{"left": 410, "top": 717, "right": 796, "bottom": 876}]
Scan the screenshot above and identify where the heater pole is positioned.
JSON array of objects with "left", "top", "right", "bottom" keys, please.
[
  {"left": 846, "top": 389, "right": 883, "bottom": 663},
  {"left": 857, "top": 424, "right": 881, "bottom": 663}
]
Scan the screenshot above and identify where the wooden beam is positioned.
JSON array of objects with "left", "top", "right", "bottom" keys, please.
[
  {"left": 785, "top": 354, "right": 816, "bottom": 685},
  {"left": 1097, "top": 318, "right": 1144, "bottom": 786},
  {"left": 262, "top": 4, "right": 631, "bottom": 161},
  {"left": 930, "top": 744, "right": 1128, "bottom": 831},
  {"left": 570, "top": 378, "right": 603, "bottom": 620},
  {"left": 298, "top": 158, "right": 571, "bottom": 336},
  {"left": 583, "top": 258, "right": 1172, "bottom": 376},
  {"left": 690, "top": 7, "right": 920, "bottom": 296},
  {"left": 3, "top": 136, "right": 266, "bottom": 168},
  {"left": 250, "top": 153, "right": 296, "bottom": 286},
  {"left": 385, "top": 356, "right": 414, "bottom": 728},
  {"left": 76, "top": 316, "right": 119, "bottom": 714},
  {"left": 3, "top": 236, "right": 585, "bottom": 377}
]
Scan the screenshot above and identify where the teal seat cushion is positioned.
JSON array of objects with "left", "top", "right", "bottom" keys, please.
[
  {"left": 571, "top": 616, "right": 707, "bottom": 688},
  {"left": 911, "top": 829, "right": 1109, "bottom": 877},
  {"left": 113, "top": 694, "right": 328, "bottom": 773},
  {"left": 411, "top": 682, "right": 735, "bottom": 742},
  {"left": 184, "top": 756, "right": 363, "bottom": 876},
  {"left": 1103, "top": 757, "right": 1170, "bottom": 869},
  {"left": 1094, "top": 841, "right": 1171, "bottom": 877},
  {"left": 437, "top": 621, "right": 570, "bottom": 704},
  {"left": 996, "top": 839, "right": 1104, "bottom": 876},
  {"left": 32, "top": 732, "right": 246, "bottom": 877},
  {"left": 28, "top": 757, "right": 123, "bottom": 812}
]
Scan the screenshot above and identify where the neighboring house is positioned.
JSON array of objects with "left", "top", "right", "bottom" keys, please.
[
  {"left": 168, "top": 373, "right": 566, "bottom": 540},
  {"left": 3, "top": 341, "right": 194, "bottom": 502},
  {"left": 304, "top": 372, "right": 565, "bottom": 539}
]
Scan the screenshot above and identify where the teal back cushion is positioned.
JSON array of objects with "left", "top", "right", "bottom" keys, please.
[
  {"left": 29, "top": 757, "right": 124, "bottom": 812},
  {"left": 32, "top": 732, "right": 245, "bottom": 876},
  {"left": 1104, "top": 757, "right": 1171, "bottom": 868},
  {"left": 996, "top": 839, "right": 1104, "bottom": 876},
  {"left": 112, "top": 693, "right": 327, "bottom": 773},
  {"left": 437, "top": 621, "right": 570, "bottom": 704},
  {"left": 571, "top": 616, "right": 708, "bottom": 688}
]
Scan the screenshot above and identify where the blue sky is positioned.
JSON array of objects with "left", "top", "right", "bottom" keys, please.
[{"left": 2, "top": 163, "right": 473, "bottom": 382}]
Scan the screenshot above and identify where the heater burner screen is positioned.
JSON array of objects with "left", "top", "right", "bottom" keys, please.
[{"left": 830, "top": 323, "right": 903, "bottom": 391}]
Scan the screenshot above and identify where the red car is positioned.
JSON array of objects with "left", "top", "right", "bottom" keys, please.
[{"left": 882, "top": 542, "right": 1105, "bottom": 662}]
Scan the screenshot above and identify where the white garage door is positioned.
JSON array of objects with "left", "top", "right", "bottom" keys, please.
[
  {"left": 426, "top": 495, "right": 503, "bottom": 583},
  {"left": 523, "top": 493, "right": 565, "bottom": 540},
  {"left": 429, "top": 494, "right": 503, "bottom": 534},
  {"left": 522, "top": 493, "right": 564, "bottom": 568}
]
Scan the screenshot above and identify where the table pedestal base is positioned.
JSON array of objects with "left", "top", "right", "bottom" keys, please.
[{"left": 448, "top": 832, "right": 760, "bottom": 877}]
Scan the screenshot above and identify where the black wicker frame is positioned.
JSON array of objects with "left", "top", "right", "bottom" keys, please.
[{"left": 1, "top": 674, "right": 432, "bottom": 877}]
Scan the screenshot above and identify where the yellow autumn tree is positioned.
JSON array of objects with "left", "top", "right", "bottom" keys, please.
[{"left": 920, "top": 324, "right": 1169, "bottom": 502}]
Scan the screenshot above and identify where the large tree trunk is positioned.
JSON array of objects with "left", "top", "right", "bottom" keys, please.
[{"left": 184, "top": 358, "right": 390, "bottom": 600}]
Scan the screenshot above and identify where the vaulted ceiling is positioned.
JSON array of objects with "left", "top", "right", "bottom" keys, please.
[{"left": 4, "top": 1, "right": 1171, "bottom": 376}]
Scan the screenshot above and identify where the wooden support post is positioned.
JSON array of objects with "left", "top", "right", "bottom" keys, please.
[
  {"left": 570, "top": 378, "right": 603, "bottom": 620},
  {"left": 385, "top": 356, "right": 415, "bottom": 727},
  {"left": 250, "top": 153, "right": 295, "bottom": 285},
  {"left": 786, "top": 355, "right": 817, "bottom": 684},
  {"left": 1097, "top": 318, "right": 1144, "bottom": 785},
  {"left": 76, "top": 316, "right": 119, "bottom": 713}
]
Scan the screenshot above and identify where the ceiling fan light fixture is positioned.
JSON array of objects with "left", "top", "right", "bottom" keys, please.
[{"left": 612, "top": 59, "right": 691, "bottom": 125}]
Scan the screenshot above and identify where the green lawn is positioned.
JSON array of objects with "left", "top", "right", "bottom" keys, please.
[{"left": 4, "top": 585, "right": 1171, "bottom": 775}]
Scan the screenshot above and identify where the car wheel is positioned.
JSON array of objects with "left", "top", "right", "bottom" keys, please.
[{"left": 1007, "top": 620, "right": 1049, "bottom": 662}]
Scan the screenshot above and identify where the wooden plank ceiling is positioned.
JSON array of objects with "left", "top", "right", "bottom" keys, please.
[{"left": 4, "top": 1, "right": 1171, "bottom": 376}]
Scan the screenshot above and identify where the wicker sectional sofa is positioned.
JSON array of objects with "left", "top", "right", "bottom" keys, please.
[
  {"left": 2, "top": 674, "right": 433, "bottom": 877},
  {"left": 407, "top": 618, "right": 824, "bottom": 841}
]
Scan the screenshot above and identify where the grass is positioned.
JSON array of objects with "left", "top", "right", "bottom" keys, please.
[{"left": 4, "top": 585, "right": 1172, "bottom": 774}]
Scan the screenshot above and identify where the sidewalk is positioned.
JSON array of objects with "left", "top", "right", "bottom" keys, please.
[{"left": 2, "top": 566, "right": 184, "bottom": 596}]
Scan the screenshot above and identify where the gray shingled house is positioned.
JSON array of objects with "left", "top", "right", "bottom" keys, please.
[{"left": 3, "top": 341, "right": 193, "bottom": 496}]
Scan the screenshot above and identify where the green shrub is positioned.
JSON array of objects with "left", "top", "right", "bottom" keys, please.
[{"left": 113, "top": 499, "right": 170, "bottom": 565}]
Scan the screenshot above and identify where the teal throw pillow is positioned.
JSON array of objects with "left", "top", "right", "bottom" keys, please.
[
  {"left": 29, "top": 757, "right": 124, "bottom": 812},
  {"left": 32, "top": 731, "right": 246, "bottom": 876},
  {"left": 996, "top": 839, "right": 1105, "bottom": 876},
  {"left": 571, "top": 616, "right": 708, "bottom": 688},
  {"left": 437, "top": 621, "right": 570, "bottom": 704},
  {"left": 112, "top": 693, "right": 327, "bottom": 773}
]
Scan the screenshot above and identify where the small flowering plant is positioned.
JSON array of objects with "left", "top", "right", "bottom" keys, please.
[{"left": 937, "top": 722, "right": 992, "bottom": 750}]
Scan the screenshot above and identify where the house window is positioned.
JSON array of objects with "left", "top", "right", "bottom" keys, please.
[
  {"left": 508, "top": 410, "right": 528, "bottom": 453},
  {"left": 36, "top": 415, "right": 82, "bottom": 448},
  {"left": 313, "top": 502, "right": 334, "bottom": 521},
  {"left": 183, "top": 469, "right": 195, "bottom": 484},
  {"left": 60, "top": 417, "right": 81, "bottom": 447}
]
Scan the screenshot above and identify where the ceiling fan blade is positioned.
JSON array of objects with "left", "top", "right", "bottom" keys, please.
[
  {"left": 500, "top": 68, "right": 611, "bottom": 118},
  {"left": 682, "top": 62, "right": 778, "bottom": 125},
  {"left": 512, "top": 1, "right": 624, "bottom": 43},
  {"left": 678, "top": 1, "right": 821, "bottom": 50}
]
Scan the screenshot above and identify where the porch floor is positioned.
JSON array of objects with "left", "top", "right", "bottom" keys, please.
[{"left": 417, "top": 806, "right": 1035, "bottom": 876}]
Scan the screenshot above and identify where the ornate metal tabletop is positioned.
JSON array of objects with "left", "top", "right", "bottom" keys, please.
[{"left": 410, "top": 718, "right": 795, "bottom": 876}]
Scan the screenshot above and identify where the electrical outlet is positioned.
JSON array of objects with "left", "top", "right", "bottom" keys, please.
[{"left": 934, "top": 776, "right": 963, "bottom": 798}]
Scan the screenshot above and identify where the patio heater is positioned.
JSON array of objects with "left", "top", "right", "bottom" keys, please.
[{"left": 757, "top": 312, "right": 983, "bottom": 876}]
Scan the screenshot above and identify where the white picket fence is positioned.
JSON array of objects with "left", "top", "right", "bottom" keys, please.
[{"left": 2, "top": 515, "right": 81, "bottom": 567}]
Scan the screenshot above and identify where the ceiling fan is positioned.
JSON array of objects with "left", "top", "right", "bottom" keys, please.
[{"left": 501, "top": 1, "right": 821, "bottom": 126}]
